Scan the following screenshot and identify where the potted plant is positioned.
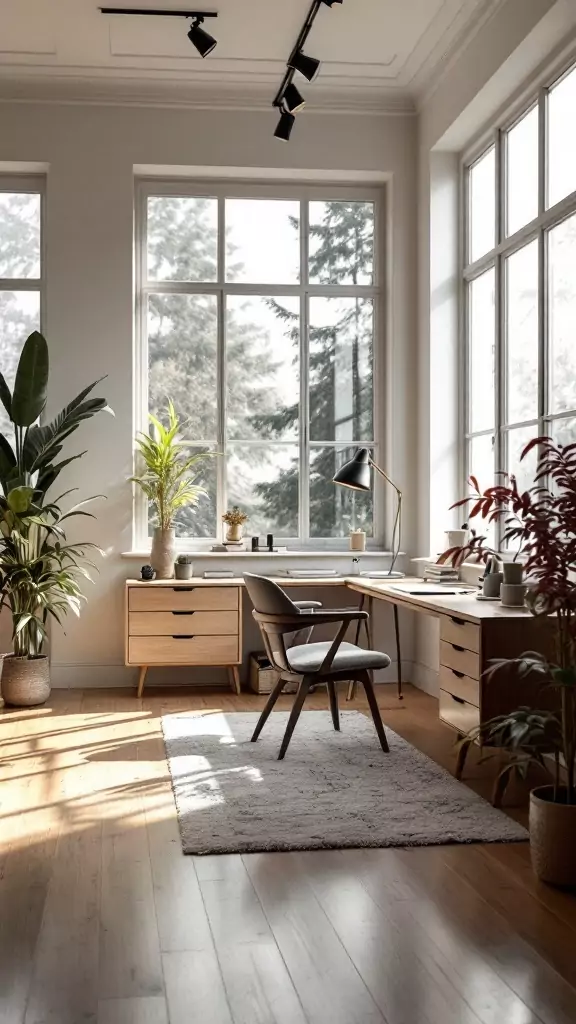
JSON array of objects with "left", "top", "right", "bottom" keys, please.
[
  {"left": 174, "top": 553, "right": 194, "bottom": 580},
  {"left": 131, "top": 402, "right": 216, "bottom": 579},
  {"left": 0, "top": 331, "right": 109, "bottom": 706},
  {"left": 442, "top": 436, "right": 576, "bottom": 885},
  {"left": 222, "top": 506, "right": 248, "bottom": 544}
]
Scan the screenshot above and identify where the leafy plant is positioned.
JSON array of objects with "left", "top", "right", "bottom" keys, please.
[
  {"left": 176, "top": 553, "right": 193, "bottom": 565},
  {"left": 131, "top": 402, "right": 217, "bottom": 532},
  {"left": 222, "top": 506, "right": 248, "bottom": 527},
  {"left": 441, "top": 436, "right": 576, "bottom": 803}
]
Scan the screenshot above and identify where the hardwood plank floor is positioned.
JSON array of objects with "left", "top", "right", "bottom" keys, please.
[{"left": 1, "top": 683, "right": 576, "bottom": 1024}]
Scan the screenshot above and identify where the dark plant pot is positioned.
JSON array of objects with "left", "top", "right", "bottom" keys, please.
[
  {"left": 174, "top": 562, "right": 193, "bottom": 580},
  {"left": 530, "top": 785, "right": 576, "bottom": 886},
  {"left": 1, "top": 654, "right": 50, "bottom": 707}
]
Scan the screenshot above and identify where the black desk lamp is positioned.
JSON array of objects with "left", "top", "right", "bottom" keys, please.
[{"left": 333, "top": 448, "right": 403, "bottom": 577}]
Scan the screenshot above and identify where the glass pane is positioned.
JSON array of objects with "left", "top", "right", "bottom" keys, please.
[
  {"left": 549, "top": 214, "right": 576, "bottom": 414},
  {"left": 548, "top": 67, "right": 576, "bottom": 208},
  {"left": 469, "top": 148, "right": 495, "bottom": 263},
  {"left": 552, "top": 417, "right": 576, "bottom": 449},
  {"left": 148, "top": 294, "right": 218, "bottom": 440},
  {"left": 309, "top": 201, "right": 374, "bottom": 285},
  {"left": 0, "top": 291, "right": 40, "bottom": 436},
  {"left": 507, "top": 425, "right": 538, "bottom": 496},
  {"left": 148, "top": 445, "right": 217, "bottom": 539},
  {"left": 309, "top": 297, "right": 373, "bottom": 442},
  {"left": 147, "top": 196, "right": 217, "bottom": 282},
  {"left": 506, "top": 241, "right": 538, "bottom": 424},
  {"left": 225, "top": 199, "right": 299, "bottom": 284},
  {"left": 310, "top": 446, "right": 373, "bottom": 538},
  {"left": 0, "top": 192, "right": 41, "bottom": 278},
  {"left": 227, "top": 296, "right": 299, "bottom": 441},
  {"left": 227, "top": 444, "right": 298, "bottom": 537},
  {"left": 469, "top": 269, "right": 495, "bottom": 432},
  {"left": 506, "top": 106, "right": 539, "bottom": 235}
]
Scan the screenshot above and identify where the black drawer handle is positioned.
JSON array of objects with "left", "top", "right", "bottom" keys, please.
[
  {"left": 451, "top": 616, "right": 466, "bottom": 626},
  {"left": 172, "top": 634, "right": 195, "bottom": 639},
  {"left": 172, "top": 611, "right": 194, "bottom": 616},
  {"left": 451, "top": 669, "right": 465, "bottom": 679},
  {"left": 451, "top": 694, "right": 465, "bottom": 705},
  {"left": 173, "top": 586, "right": 195, "bottom": 592},
  {"left": 451, "top": 644, "right": 464, "bottom": 652}
]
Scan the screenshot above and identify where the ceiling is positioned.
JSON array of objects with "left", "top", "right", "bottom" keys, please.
[{"left": 0, "top": 0, "right": 499, "bottom": 112}]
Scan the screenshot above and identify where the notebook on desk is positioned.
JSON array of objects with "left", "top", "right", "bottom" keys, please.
[{"left": 389, "top": 583, "right": 476, "bottom": 596}]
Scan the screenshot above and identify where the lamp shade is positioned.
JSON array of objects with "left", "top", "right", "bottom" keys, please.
[
  {"left": 333, "top": 448, "right": 371, "bottom": 491},
  {"left": 188, "top": 21, "right": 217, "bottom": 57},
  {"left": 274, "top": 110, "right": 296, "bottom": 141},
  {"left": 288, "top": 50, "right": 321, "bottom": 82}
]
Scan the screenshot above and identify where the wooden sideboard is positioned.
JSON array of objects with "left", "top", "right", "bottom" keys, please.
[{"left": 125, "top": 579, "right": 242, "bottom": 696}]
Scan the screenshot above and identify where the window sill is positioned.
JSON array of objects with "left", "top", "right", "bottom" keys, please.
[{"left": 121, "top": 549, "right": 399, "bottom": 559}]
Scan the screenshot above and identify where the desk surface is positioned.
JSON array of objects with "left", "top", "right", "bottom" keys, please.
[{"left": 127, "top": 577, "right": 532, "bottom": 623}]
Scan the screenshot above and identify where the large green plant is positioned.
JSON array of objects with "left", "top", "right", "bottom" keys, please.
[
  {"left": 131, "top": 402, "right": 216, "bottom": 532},
  {"left": 0, "top": 331, "right": 110, "bottom": 658}
]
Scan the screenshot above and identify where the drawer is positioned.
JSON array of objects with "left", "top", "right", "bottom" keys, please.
[
  {"left": 439, "top": 664, "right": 479, "bottom": 707},
  {"left": 128, "top": 634, "right": 240, "bottom": 666},
  {"left": 440, "top": 640, "right": 480, "bottom": 680},
  {"left": 129, "top": 611, "right": 239, "bottom": 637},
  {"left": 439, "top": 689, "right": 480, "bottom": 735},
  {"left": 440, "top": 615, "right": 480, "bottom": 654},
  {"left": 129, "top": 586, "right": 239, "bottom": 613}
]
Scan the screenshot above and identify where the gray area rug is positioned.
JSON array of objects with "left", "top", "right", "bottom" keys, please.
[{"left": 161, "top": 710, "right": 527, "bottom": 854}]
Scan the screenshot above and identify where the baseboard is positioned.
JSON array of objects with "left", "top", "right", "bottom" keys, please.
[{"left": 410, "top": 662, "right": 439, "bottom": 696}]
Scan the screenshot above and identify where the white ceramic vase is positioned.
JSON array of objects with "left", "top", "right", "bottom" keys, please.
[{"left": 151, "top": 527, "right": 176, "bottom": 579}]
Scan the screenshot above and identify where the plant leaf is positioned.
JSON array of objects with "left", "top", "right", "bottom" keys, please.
[{"left": 11, "top": 331, "right": 49, "bottom": 427}]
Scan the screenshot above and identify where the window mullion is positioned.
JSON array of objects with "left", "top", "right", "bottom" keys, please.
[{"left": 299, "top": 198, "right": 309, "bottom": 544}]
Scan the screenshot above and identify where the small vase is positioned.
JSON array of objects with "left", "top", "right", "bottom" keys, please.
[
  {"left": 226, "top": 523, "right": 243, "bottom": 543},
  {"left": 151, "top": 527, "right": 176, "bottom": 579},
  {"left": 1, "top": 654, "right": 50, "bottom": 707}
]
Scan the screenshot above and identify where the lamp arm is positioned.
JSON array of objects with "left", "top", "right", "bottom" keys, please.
[{"left": 370, "top": 459, "right": 402, "bottom": 573}]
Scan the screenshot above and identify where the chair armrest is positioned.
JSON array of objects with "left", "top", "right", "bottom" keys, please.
[
  {"left": 252, "top": 609, "right": 368, "bottom": 633},
  {"left": 293, "top": 600, "right": 322, "bottom": 610}
]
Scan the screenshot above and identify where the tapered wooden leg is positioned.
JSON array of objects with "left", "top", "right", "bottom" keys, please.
[
  {"left": 137, "top": 666, "right": 148, "bottom": 699},
  {"left": 327, "top": 680, "right": 340, "bottom": 731},
  {"left": 278, "top": 676, "right": 313, "bottom": 760},
  {"left": 359, "top": 670, "right": 389, "bottom": 753},
  {"left": 346, "top": 680, "right": 356, "bottom": 702},
  {"left": 251, "top": 676, "right": 287, "bottom": 742},
  {"left": 228, "top": 666, "right": 241, "bottom": 695},
  {"left": 455, "top": 739, "right": 471, "bottom": 780}
]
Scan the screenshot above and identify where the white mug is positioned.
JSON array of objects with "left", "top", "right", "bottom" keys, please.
[{"left": 445, "top": 529, "right": 468, "bottom": 549}]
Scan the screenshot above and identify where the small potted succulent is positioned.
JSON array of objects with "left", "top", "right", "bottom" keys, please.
[
  {"left": 222, "top": 506, "right": 248, "bottom": 544},
  {"left": 174, "top": 553, "right": 194, "bottom": 580}
]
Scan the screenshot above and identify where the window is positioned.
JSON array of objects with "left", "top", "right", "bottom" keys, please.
[
  {"left": 463, "top": 61, "right": 576, "bottom": 534},
  {"left": 0, "top": 179, "right": 43, "bottom": 436},
  {"left": 135, "top": 183, "right": 383, "bottom": 547}
]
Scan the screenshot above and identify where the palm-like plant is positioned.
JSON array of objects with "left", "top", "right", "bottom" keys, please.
[{"left": 131, "top": 402, "right": 216, "bottom": 531}]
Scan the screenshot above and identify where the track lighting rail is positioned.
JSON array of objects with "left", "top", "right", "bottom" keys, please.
[
  {"left": 273, "top": 0, "right": 321, "bottom": 109},
  {"left": 99, "top": 8, "right": 218, "bottom": 16}
]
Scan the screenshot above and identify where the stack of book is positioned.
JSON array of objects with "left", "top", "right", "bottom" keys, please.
[
  {"left": 422, "top": 561, "right": 460, "bottom": 584},
  {"left": 211, "top": 541, "right": 246, "bottom": 553}
]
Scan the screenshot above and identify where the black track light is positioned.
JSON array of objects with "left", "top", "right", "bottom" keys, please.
[
  {"left": 274, "top": 109, "right": 296, "bottom": 142},
  {"left": 320, "top": 0, "right": 343, "bottom": 5},
  {"left": 188, "top": 16, "right": 217, "bottom": 57},
  {"left": 283, "top": 82, "right": 306, "bottom": 114},
  {"left": 288, "top": 49, "right": 320, "bottom": 82}
]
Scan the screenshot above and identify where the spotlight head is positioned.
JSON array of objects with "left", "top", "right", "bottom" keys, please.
[
  {"left": 283, "top": 82, "right": 306, "bottom": 114},
  {"left": 188, "top": 16, "right": 217, "bottom": 58},
  {"left": 274, "top": 109, "right": 295, "bottom": 142},
  {"left": 288, "top": 50, "right": 320, "bottom": 82},
  {"left": 320, "top": 0, "right": 344, "bottom": 5}
]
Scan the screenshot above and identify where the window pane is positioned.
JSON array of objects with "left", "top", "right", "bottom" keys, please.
[
  {"left": 227, "top": 296, "right": 299, "bottom": 441},
  {"left": 507, "top": 425, "right": 538, "bottom": 495},
  {"left": 506, "top": 241, "right": 538, "bottom": 424},
  {"left": 310, "top": 446, "right": 373, "bottom": 538},
  {"left": 0, "top": 291, "right": 40, "bottom": 436},
  {"left": 148, "top": 294, "right": 218, "bottom": 440},
  {"left": 548, "top": 67, "right": 576, "bottom": 208},
  {"left": 309, "top": 297, "right": 373, "bottom": 442},
  {"left": 549, "top": 214, "right": 576, "bottom": 414},
  {"left": 469, "top": 269, "right": 495, "bottom": 432},
  {"left": 469, "top": 148, "right": 495, "bottom": 263},
  {"left": 147, "top": 196, "right": 217, "bottom": 282},
  {"left": 148, "top": 445, "right": 217, "bottom": 539},
  {"left": 225, "top": 200, "right": 299, "bottom": 284},
  {"left": 0, "top": 192, "right": 41, "bottom": 278},
  {"left": 309, "top": 201, "right": 374, "bottom": 285},
  {"left": 468, "top": 434, "right": 494, "bottom": 490},
  {"left": 552, "top": 417, "right": 576, "bottom": 449},
  {"left": 506, "top": 106, "right": 538, "bottom": 235},
  {"left": 227, "top": 444, "right": 298, "bottom": 537}
]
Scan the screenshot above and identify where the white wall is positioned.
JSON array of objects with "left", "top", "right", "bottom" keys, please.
[{"left": 0, "top": 102, "right": 417, "bottom": 686}]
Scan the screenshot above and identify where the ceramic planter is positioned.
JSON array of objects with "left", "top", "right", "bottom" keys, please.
[
  {"left": 502, "top": 561, "right": 524, "bottom": 585},
  {"left": 529, "top": 785, "right": 576, "bottom": 885},
  {"left": 1, "top": 654, "right": 50, "bottom": 707},
  {"left": 225, "top": 523, "right": 243, "bottom": 543},
  {"left": 151, "top": 527, "right": 176, "bottom": 579},
  {"left": 174, "top": 562, "right": 193, "bottom": 580}
]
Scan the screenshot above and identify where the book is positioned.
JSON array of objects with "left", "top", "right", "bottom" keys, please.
[{"left": 203, "top": 570, "right": 235, "bottom": 579}]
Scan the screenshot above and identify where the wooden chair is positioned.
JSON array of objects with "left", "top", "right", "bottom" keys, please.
[{"left": 244, "top": 573, "right": 391, "bottom": 759}]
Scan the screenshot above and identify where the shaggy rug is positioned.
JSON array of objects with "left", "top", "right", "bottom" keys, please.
[{"left": 161, "top": 710, "right": 527, "bottom": 855}]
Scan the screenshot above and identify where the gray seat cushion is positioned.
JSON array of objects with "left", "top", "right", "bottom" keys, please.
[{"left": 287, "top": 641, "right": 391, "bottom": 674}]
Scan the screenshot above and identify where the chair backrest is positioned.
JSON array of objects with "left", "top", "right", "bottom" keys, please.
[{"left": 244, "top": 573, "right": 301, "bottom": 673}]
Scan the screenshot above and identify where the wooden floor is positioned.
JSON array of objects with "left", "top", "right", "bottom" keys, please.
[{"left": 1, "top": 683, "right": 576, "bottom": 1024}]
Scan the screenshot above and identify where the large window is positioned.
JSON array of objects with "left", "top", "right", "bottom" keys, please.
[
  {"left": 463, "top": 61, "right": 576, "bottom": 522},
  {"left": 135, "top": 182, "right": 383, "bottom": 547},
  {"left": 0, "top": 178, "right": 43, "bottom": 436}
]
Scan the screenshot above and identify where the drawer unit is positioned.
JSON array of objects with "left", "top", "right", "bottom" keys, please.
[
  {"left": 129, "top": 610, "right": 239, "bottom": 637},
  {"left": 440, "top": 615, "right": 480, "bottom": 654},
  {"left": 439, "top": 689, "right": 480, "bottom": 735},
  {"left": 129, "top": 586, "right": 239, "bottom": 613},
  {"left": 129, "top": 634, "right": 240, "bottom": 667},
  {"left": 439, "top": 664, "right": 479, "bottom": 707},
  {"left": 440, "top": 640, "right": 480, "bottom": 680}
]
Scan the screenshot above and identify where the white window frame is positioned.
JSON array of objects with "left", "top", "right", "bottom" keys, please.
[
  {"left": 0, "top": 174, "right": 45, "bottom": 335},
  {"left": 134, "top": 179, "right": 386, "bottom": 550},
  {"left": 462, "top": 56, "right": 576, "bottom": 545}
]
